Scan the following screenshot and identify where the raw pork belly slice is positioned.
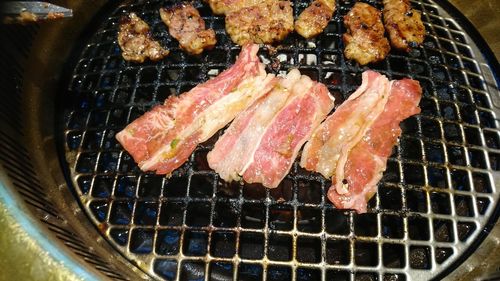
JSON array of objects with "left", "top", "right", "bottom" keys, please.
[
  {"left": 300, "top": 71, "right": 391, "bottom": 179},
  {"left": 300, "top": 70, "right": 422, "bottom": 213},
  {"left": 329, "top": 78, "right": 421, "bottom": 213},
  {"left": 207, "top": 69, "right": 302, "bottom": 183},
  {"left": 242, "top": 78, "right": 334, "bottom": 187},
  {"left": 209, "top": 69, "right": 335, "bottom": 188},
  {"left": 116, "top": 44, "right": 277, "bottom": 175}
]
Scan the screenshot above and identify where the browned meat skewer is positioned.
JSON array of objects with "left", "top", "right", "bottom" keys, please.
[
  {"left": 117, "top": 13, "right": 169, "bottom": 63},
  {"left": 343, "top": 2, "right": 390, "bottom": 65},
  {"left": 159, "top": 3, "right": 217, "bottom": 55},
  {"left": 382, "top": 0, "right": 425, "bottom": 51},
  {"left": 295, "top": 0, "right": 336, "bottom": 39}
]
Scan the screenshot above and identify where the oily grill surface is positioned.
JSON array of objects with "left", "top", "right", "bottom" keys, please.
[{"left": 58, "top": 0, "right": 500, "bottom": 280}]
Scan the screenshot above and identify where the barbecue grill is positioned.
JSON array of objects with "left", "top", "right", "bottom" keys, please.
[{"left": 0, "top": 0, "right": 499, "bottom": 280}]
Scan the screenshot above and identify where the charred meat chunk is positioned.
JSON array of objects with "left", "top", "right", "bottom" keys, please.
[
  {"left": 383, "top": 0, "right": 425, "bottom": 51},
  {"left": 295, "top": 0, "right": 336, "bottom": 39},
  {"left": 159, "top": 3, "right": 216, "bottom": 55},
  {"left": 225, "top": 0, "right": 294, "bottom": 46},
  {"left": 117, "top": 13, "right": 169, "bottom": 63},
  {"left": 343, "top": 2, "right": 390, "bottom": 65}
]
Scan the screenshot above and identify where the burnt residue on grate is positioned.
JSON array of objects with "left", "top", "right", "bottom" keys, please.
[{"left": 57, "top": 0, "right": 500, "bottom": 280}]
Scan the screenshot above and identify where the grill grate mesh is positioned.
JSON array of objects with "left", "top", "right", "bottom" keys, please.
[{"left": 58, "top": 0, "right": 500, "bottom": 280}]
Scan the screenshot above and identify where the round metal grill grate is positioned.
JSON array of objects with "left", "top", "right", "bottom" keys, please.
[{"left": 58, "top": 0, "right": 500, "bottom": 280}]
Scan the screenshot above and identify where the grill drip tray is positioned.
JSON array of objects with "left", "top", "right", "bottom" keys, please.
[{"left": 58, "top": 0, "right": 500, "bottom": 280}]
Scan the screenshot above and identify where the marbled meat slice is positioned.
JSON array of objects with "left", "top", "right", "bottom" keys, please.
[
  {"left": 116, "top": 44, "right": 277, "bottom": 175},
  {"left": 207, "top": 69, "right": 302, "bottom": 183},
  {"left": 343, "top": 2, "right": 390, "bottom": 65},
  {"left": 242, "top": 75, "right": 334, "bottom": 188},
  {"left": 329, "top": 78, "right": 422, "bottom": 213},
  {"left": 295, "top": 0, "right": 335, "bottom": 39},
  {"left": 225, "top": 0, "right": 294, "bottom": 45},
  {"left": 383, "top": 0, "right": 425, "bottom": 51},
  {"left": 300, "top": 71, "right": 390, "bottom": 179},
  {"left": 118, "top": 13, "right": 169, "bottom": 63},
  {"left": 204, "top": 0, "right": 268, "bottom": 15},
  {"left": 159, "top": 3, "right": 216, "bottom": 55}
]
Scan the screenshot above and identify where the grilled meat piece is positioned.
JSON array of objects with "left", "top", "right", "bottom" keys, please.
[
  {"left": 225, "top": 0, "right": 294, "bottom": 45},
  {"left": 208, "top": 70, "right": 301, "bottom": 185},
  {"left": 295, "top": 0, "right": 335, "bottom": 39},
  {"left": 383, "top": 0, "right": 425, "bottom": 51},
  {"left": 116, "top": 44, "right": 276, "bottom": 175},
  {"left": 328, "top": 74, "right": 422, "bottom": 213},
  {"left": 117, "top": 13, "right": 169, "bottom": 63},
  {"left": 159, "top": 3, "right": 216, "bottom": 55},
  {"left": 343, "top": 2, "right": 390, "bottom": 65},
  {"left": 301, "top": 71, "right": 422, "bottom": 213},
  {"left": 239, "top": 75, "right": 333, "bottom": 188},
  {"left": 209, "top": 69, "right": 334, "bottom": 188},
  {"left": 301, "top": 71, "right": 391, "bottom": 180},
  {"left": 204, "top": 0, "right": 268, "bottom": 15}
]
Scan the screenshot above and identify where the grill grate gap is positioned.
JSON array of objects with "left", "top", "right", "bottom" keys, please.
[{"left": 57, "top": 0, "right": 500, "bottom": 280}]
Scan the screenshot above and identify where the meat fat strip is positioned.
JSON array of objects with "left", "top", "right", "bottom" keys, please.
[
  {"left": 116, "top": 44, "right": 276, "bottom": 175},
  {"left": 329, "top": 78, "right": 422, "bottom": 213},
  {"left": 300, "top": 71, "right": 390, "bottom": 179},
  {"left": 242, "top": 76, "right": 334, "bottom": 188},
  {"left": 207, "top": 70, "right": 302, "bottom": 183}
]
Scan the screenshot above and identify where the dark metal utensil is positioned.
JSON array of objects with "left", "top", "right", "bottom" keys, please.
[{"left": 0, "top": 1, "right": 72, "bottom": 23}]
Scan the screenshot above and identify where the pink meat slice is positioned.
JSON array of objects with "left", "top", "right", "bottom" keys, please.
[
  {"left": 328, "top": 78, "right": 422, "bottom": 213},
  {"left": 116, "top": 44, "right": 277, "bottom": 175},
  {"left": 300, "top": 71, "right": 390, "bottom": 180},
  {"left": 241, "top": 72, "right": 335, "bottom": 188},
  {"left": 207, "top": 69, "right": 302, "bottom": 183}
]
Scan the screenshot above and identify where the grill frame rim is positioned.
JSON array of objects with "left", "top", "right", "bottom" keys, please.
[{"left": 426, "top": 1, "right": 500, "bottom": 279}]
